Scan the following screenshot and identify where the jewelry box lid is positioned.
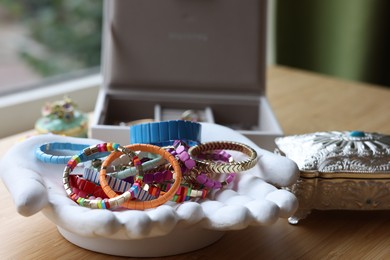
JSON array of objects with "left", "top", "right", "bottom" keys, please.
[
  {"left": 101, "top": 0, "right": 267, "bottom": 96},
  {"left": 275, "top": 131, "right": 390, "bottom": 179}
]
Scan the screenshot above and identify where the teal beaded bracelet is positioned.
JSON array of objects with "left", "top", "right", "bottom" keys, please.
[
  {"left": 106, "top": 152, "right": 166, "bottom": 179},
  {"left": 36, "top": 142, "right": 109, "bottom": 164}
]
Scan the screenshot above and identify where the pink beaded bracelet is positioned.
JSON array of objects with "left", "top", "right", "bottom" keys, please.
[
  {"left": 166, "top": 140, "right": 196, "bottom": 174},
  {"left": 196, "top": 172, "right": 236, "bottom": 190}
]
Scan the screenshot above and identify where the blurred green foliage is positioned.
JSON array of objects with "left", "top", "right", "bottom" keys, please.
[{"left": 1, "top": 0, "right": 103, "bottom": 76}]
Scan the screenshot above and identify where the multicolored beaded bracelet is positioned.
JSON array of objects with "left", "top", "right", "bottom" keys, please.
[
  {"left": 35, "top": 142, "right": 110, "bottom": 164},
  {"left": 63, "top": 142, "right": 145, "bottom": 209},
  {"left": 159, "top": 183, "right": 208, "bottom": 203},
  {"left": 83, "top": 168, "right": 157, "bottom": 201},
  {"left": 100, "top": 143, "right": 183, "bottom": 210},
  {"left": 188, "top": 141, "right": 259, "bottom": 174}
]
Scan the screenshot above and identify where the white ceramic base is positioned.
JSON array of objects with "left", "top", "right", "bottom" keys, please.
[
  {"left": 57, "top": 225, "right": 224, "bottom": 257},
  {"left": 1, "top": 129, "right": 300, "bottom": 257}
]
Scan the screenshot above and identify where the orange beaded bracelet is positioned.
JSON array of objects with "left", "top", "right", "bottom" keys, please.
[{"left": 99, "top": 144, "right": 183, "bottom": 210}]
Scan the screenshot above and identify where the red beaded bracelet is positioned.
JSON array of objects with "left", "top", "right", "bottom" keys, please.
[
  {"left": 63, "top": 142, "right": 154, "bottom": 209},
  {"left": 69, "top": 175, "right": 108, "bottom": 199}
]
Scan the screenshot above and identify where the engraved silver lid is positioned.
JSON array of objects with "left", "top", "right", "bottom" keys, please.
[{"left": 275, "top": 131, "right": 390, "bottom": 178}]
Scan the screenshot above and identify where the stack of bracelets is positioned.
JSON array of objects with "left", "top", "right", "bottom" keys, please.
[{"left": 35, "top": 120, "right": 259, "bottom": 210}]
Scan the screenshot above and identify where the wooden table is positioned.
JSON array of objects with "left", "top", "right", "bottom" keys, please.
[{"left": 2, "top": 66, "right": 390, "bottom": 259}]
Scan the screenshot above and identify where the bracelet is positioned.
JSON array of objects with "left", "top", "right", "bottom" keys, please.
[
  {"left": 196, "top": 172, "right": 236, "bottom": 189},
  {"left": 84, "top": 167, "right": 133, "bottom": 193},
  {"left": 166, "top": 140, "right": 196, "bottom": 173},
  {"left": 36, "top": 142, "right": 109, "bottom": 164},
  {"left": 106, "top": 152, "right": 166, "bottom": 180},
  {"left": 99, "top": 143, "right": 183, "bottom": 210},
  {"left": 83, "top": 168, "right": 156, "bottom": 201},
  {"left": 188, "top": 141, "right": 259, "bottom": 174},
  {"left": 63, "top": 143, "right": 144, "bottom": 209},
  {"left": 118, "top": 118, "right": 154, "bottom": 126},
  {"left": 143, "top": 169, "right": 174, "bottom": 184},
  {"left": 69, "top": 175, "right": 108, "bottom": 199},
  {"left": 159, "top": 183, "right": 208, "bottom": 202},
  {"left": 130, "top": 120, "right": 201, "bottom": 147},
  {"left": 183, "top": 167, "right": 236, "bottom": 190},
  {"left": 183, "top": 148, "right": 236, "bottom": 190},
  {"left": 180, "top": 109, "right": 202, "bottom": 122}
]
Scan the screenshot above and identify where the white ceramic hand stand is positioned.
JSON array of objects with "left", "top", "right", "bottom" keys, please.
[{"left": 0, "top": 123, "right": 299, "bottom": 257}]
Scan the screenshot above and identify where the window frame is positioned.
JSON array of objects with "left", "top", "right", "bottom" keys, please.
[{"left": 0, "top": 0, "right": 276, "bottom": 139}]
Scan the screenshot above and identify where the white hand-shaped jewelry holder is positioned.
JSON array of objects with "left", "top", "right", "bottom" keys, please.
[{"left": 0, "top": 123, "right": 299, "bottom": 257}]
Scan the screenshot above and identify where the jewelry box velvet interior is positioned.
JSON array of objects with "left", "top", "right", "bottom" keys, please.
[{"left": 91, "top": 0, "right": 282, "bottom": 151}]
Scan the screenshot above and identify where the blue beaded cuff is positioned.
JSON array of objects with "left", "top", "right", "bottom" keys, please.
[
  {"left": 35, "top": 142, "right": 110, "bottom": 164},
  {"left": 130, "top": 120, "right": 201, "bottom": 147}
]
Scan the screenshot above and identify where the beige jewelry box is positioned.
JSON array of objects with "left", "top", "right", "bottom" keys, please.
[
  {"left": 91, "top": 0, "right": 282, "bottom": 151},
  {"left": 275, "top": 131, "right": 390, "bottom": 224}
]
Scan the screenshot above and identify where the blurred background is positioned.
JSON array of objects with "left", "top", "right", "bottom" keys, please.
[
  {"left": 0, "top": 0, "right": 389, "bottom": 97},
  {"left": 276, "top": 0, "right": 390, "bottom": 88},
  {"left": 0, "top": 0, "right": 103, "bottom": 95}
]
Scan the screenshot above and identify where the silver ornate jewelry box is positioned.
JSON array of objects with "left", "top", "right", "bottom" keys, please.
[
  {"left": 91, "top": 0, "right": 282, "bottom": 151},
  {"left": 275, "top": 131, "right": 390, "bottom": 224}
]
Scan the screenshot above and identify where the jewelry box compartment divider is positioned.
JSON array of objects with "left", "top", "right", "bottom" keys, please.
[{"left": 92, "top": 91, "right": 282, "bottom": 151}]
